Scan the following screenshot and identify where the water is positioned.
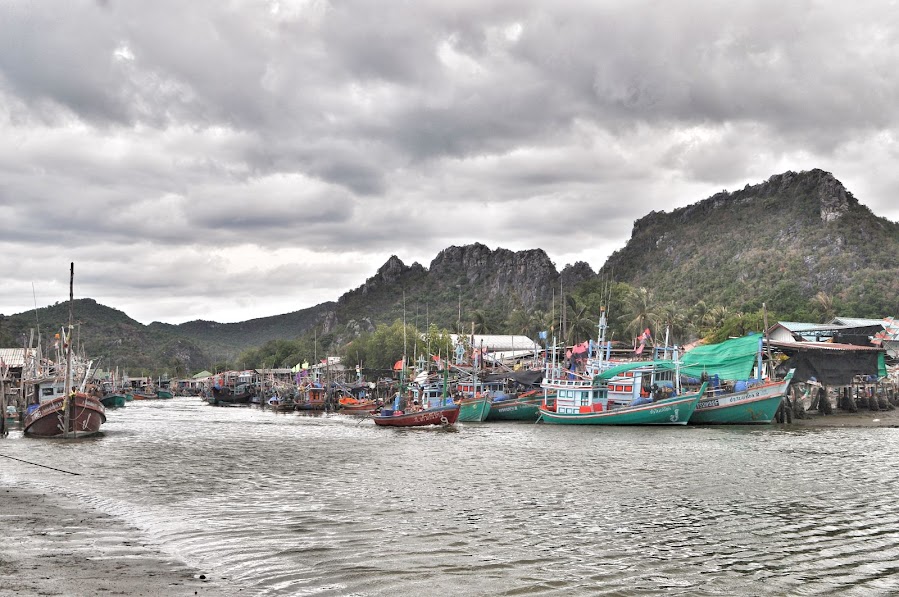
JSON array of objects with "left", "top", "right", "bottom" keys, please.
[{"left": 3, "top": 398, "right": 899, "bottom": 596}]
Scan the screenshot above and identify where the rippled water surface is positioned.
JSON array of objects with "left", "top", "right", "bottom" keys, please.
[{"left": 4, "top": 398, "right": 899, "bottom": 595}]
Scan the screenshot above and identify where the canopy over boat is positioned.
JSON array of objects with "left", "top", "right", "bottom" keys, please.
[
  {"left": 680, "top": 333, "right": 762, "bottom": 381},
  {"left": 595, "top": 360, "right": 676, "bottom": 382}
]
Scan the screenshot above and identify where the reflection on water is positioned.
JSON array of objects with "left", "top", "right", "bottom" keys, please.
[{"left": 3, "top": 398, "right": 899, "bottom": 595}]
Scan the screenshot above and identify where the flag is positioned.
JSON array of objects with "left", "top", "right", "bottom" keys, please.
[
  {"left": 635, "top": 328, "right": 651, "bottom": 355},
  {"left": 393, "top": 359, "right": 404, "bottom": 371},
  {"left": 538, "top": 331, "right": 548, "bottom": 340}
]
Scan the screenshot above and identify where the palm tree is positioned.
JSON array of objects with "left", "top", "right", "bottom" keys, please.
[
  {"left": 564, "top": 295, "right": 596, "bottom": 345},
  {"left": 659, "top": 302, "right": 691, "bottom": 345},
  {"left": 472, "top": 309, "right": 491, "bottom": 334},
  {"left": 620, "top": 287, "right": 661, "bottom": 341},
  {"left": 813, "top": 291, "right": 835, "bottom": 323}
]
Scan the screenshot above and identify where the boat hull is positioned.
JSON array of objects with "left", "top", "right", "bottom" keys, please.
[
  {"left": 373, "top": 404, "right": 461, "bottom": 427},
  {"left": 690, "top": 375, "right": 793, "bottom": 425},
  {"left": 339, "top": 401, "right": 377, "bottom": 415},
  {"left": 539, "top": 393, "right": 701, "bottom": 425},
  {"left": 23, "top": 394, "right": 106, "bottom": 438},
  {"left": 100, "top": 394, "right": 127, "bottom": 408},
  {"left": 458, "top": 396, "right": 491, "bottom": 422},
  {"left": 486, "top": 392, "right": 547, "bottom": 421}
]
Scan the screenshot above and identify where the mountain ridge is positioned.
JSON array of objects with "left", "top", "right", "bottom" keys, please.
[{"left": 3, "top": 168, "right": 898, "bottom": 374}]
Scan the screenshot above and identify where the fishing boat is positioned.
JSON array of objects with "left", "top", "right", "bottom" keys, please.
[
  {"left": 680, "top": 333, "right": 796, "bottom": 424},
  {"left": 131, "top": 388, "right": 157, "bottom": 400},
  {"left": 537, "top": 306, "right": 705, "bottom": 425},
  {"left": 23, "top": 383, "right": 106, "bottom": 437},
  {"left": 338, "top": 396, "right": 376, "bottom": 415},
  {"left": 486, "top": 388, "right": 547, "bottom": 421},
  {"left": 295, "top": 385, "right": 328, "bottom": 410},
  {"left": 372, "top": 297, "right": 460, "bottom": 428},
  {"left": 4, "top": 404, "right": 18, "bottom": 430},
  {"left": 539, "top": 358, "right": 707, "bottom": 425},
  {"left": 210, "top": 382, "right": 255, "bottom": 406},
  {"left": 155, "top": 388, "right": 174, "bottom": 399},
  {"left": 100, "top": 392, "right": 127, "bottom": 408},
  {"left": 372, "top": 403, "right": 461, "bottom": 427},
  {"left": 22, "top": 264, "right": 106, "bottom": 438}
]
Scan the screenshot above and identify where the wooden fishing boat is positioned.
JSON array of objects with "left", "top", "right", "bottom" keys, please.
[
  {"left": 457, "top": 394, "right": 491, "bottom": 422},
  {"left": 539, "top": 358, "right": 706, "bottom": 425},
  {"left": 372, "top": 403, "right": 461, "bottom": 427},
  {"left": 24, "top": 389, "right": 106, "bottom": 437},
  {"left": 155, "top": 388, "right": 174, "bottom": 399},
  {"left": 680, "top": 334, "right": 796, "bottom": 424},
  {"left": 338, "top": 396, "right": 376, "bottom": 415},
  {"left": 210, "top": 384, "right": 254, "bottom": 406},
  {"left": 295, "top": 385, "right": 329, "bottom": 410},
  {"left": 22, "top": 266, "right": 106, "bottom": 439},
  {"left": 690, "top": 371, "right": 794, "bottom": 424},
  {"left": 100, "top": 392, "right": 127, "bottom": 408},
  {"left": 486, "top": 389, "right": 552, "bottom": 421},
  {"left": 538, "top": 307, "right": 705, "bottom": 425}
]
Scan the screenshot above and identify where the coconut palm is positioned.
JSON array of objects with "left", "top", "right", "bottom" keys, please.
[
  {"left": 620, "top": 287, "right": 662, "bottom": 340},
  {"left": 813, "top": 291, "right": 835, "bottom": 323}
]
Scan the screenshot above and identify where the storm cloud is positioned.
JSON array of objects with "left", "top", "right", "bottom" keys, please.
[{"left": 2, "top": 0, "right": 898, "bottom": 324}]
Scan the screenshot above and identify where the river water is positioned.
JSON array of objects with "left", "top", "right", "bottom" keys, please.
[{"left": 3, "top": 397, "right": 899, "bottom": 596}]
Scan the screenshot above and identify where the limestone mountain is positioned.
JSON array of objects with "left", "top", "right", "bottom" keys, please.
[
  {"left": 599, "top": 168, "right": 899, "bottom": 319},
  {"left": 5, "top": 168, "right": 898, "bottom": 374}
]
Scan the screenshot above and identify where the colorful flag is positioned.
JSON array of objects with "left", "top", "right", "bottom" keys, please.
[{"left": 635, "top": 328, "right": 651, "bottom": 355}]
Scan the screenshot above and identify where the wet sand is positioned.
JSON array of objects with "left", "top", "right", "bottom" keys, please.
[
  {"left": 790, "top": 405, "right": 899, "bottom": 428},
  {"left": 0, "top": 485, "right": 230, "bottom": 596}
]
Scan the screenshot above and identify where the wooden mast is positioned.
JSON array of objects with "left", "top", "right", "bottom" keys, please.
[{"left": 63, "top": 262, "right": 75, "bottom": 439}]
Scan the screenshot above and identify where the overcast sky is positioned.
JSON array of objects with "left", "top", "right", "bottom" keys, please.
[{"left": 2, "top": 1, "right": 898, "bottom": 325}]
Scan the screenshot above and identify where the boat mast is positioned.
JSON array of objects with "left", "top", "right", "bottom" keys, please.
[{"left": 63, "top": 262, "right": 75, "bottom": 439}]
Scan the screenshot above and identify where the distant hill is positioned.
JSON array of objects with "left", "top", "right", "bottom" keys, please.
[{"left": 4, "top": 168, "right": 898, "bottom": 374}]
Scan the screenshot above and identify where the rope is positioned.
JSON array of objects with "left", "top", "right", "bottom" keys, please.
[{"left": 0, "top": 453, "right": 81, "bottom": 475}]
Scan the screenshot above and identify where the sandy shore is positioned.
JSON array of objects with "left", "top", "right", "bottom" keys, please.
[{"left": 0, "top": 485, "right": 232, "bottom": 597}]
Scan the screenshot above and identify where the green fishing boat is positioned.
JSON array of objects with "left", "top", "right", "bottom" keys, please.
[
  {"left": 486, "top": 390, "right": 550, "bottom": 421},
  {"left": 100, "top": 393, "right": 127, "bottom": 408},
  {"left": 156, "top": 388, "right": 174, "bottom": 399},
  {"left": 679, "top": 334, "right": 797, "bottom": 424},
  {"left": 457, "top": 394, "right": 491, "bottom": 421}
]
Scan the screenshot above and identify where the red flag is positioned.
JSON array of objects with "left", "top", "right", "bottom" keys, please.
[
  {"left": 393, "top": 359, "right": 404, "bottom": 371},
  {"left": 635, "top": 328, "right": 651, "bottom": 354}
]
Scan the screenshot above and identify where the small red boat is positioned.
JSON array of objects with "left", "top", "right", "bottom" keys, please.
[
  {"left": 372, "top": 404, "right": 461, "bottom": 427},
  {"left": 23, "top": 391, "right": 106, "bottom": 438}
]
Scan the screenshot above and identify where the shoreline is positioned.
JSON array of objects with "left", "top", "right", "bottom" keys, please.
[
  {"left": 0, "top": 484, "right": 231, "bottom": 596},
  {"left": 787, "top": 406, "right": 899, "bottom": 428}
]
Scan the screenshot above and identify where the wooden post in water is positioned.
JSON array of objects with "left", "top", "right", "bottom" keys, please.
[{"left": 1, "top": 367, "right": 7, "bottom": 438}]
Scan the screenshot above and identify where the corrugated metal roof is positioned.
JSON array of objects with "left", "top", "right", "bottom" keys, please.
[
  {"left": 449, "top": 334, "right": 539, "bottom": 351},
  {"left": 830, "top": 316, "right": 888, "bottom": 328},
  {"left": 767, "top": 340, "right": 884, "bottom": 352},
  {"left": 0, "top": 348, "right": 26, "bottom": 367}
]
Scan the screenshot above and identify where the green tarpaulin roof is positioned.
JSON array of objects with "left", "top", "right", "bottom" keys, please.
[{"left": 680, "top": 333, "right": 762, "bottom": 381}]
